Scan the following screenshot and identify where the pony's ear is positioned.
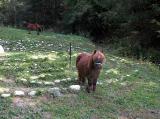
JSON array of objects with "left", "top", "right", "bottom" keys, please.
[{"left": 93, "top": 50, "right": 97, "bottom": 54}]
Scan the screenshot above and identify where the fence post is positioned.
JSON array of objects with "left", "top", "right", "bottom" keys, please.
[{"left": 69, "top": 42, "right": 72, "bottom": 68}]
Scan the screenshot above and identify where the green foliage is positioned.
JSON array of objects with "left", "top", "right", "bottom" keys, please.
[{"left": 0, "top": 0, "right": 159, "bottom": 67}]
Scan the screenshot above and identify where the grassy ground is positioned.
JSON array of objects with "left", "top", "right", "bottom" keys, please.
[{"left": 0, "top": 27, "right": 160, "bottom": 119}]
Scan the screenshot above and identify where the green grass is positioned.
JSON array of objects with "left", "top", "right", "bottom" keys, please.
[{"left": 0, "top": 27, "right": 160, "bottom": 119}]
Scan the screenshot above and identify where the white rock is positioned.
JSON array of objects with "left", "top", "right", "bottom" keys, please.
[
  {"left": 30, "top": 80, "right": 37, "bottom": 84},
  {"left": 61, "top": 79, "right": 67, "bottom": 82},
  {"left": 97, "top": 81, "right": 103, "bottom": 85},
  {"left": 134, "top": 69, "right": 139, "bottom": 73},
  {"left": 30, "top": 76, "right": 39, "bottom": 80},
  {"left": 1, "top": 93, "right": 11, "bottom": 98},
  {"left": 48, "top": 87, "right": 62, "bottom": 97},
  {"left": 20, "top": 78, "right": 27, "bottom": 82},
  {"left": 67, "top": 78, "right": 71, "bottom": 81},
  {"left": 0, "top": 88, "right": 10, "bottom": 93},
  {"left": 14, "top": 91, "right": 25, "bottom": 96},
  {"left": 54, "top": 80, "right": 61, "bottom": 83},
  {"left": 74, "top": 78, "right": 78, "bottom": 80},
  {"left": 120, "top": 82, "right": 127, "bottom": 86},
  {"left": 0, "top": 45, "right": 4, "bottom": 53},
  {"left": 28, "top": 91, "right": 37, "bottom": 97},
  {"left": 37, "top": 81, "right": 43, "bottom": 85},
  {"left": 110, "top": 58, "right": 116, "bottom": 61},
  {"left": 106, "top": 79, "right": 112, "bottom": 84},
  {"left": 69, "top": 85, "right": 81, "bottom": 93},
  {"left": 62, "top": 88, "right": 67, "bottom": 91},
  {"left": 44, "top": 81, "right": 55, "bottom": 86},
  {"left": 39, "top": 74, "right": 45, "bottom": 78}
]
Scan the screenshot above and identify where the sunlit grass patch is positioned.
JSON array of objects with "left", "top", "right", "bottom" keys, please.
[
  {"left": 0, "top": 27, "right": 160, "bottom": 119},
  {"left": 0, "top": 87, "right": 10, "bottom": 94},
  {"left": 0, "top": 51, "right": 74, "bottom": 84}
]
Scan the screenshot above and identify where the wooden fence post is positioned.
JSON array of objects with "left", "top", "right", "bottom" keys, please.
[{"left": 69, "top": 42, "right": 72, "bottom": 68}]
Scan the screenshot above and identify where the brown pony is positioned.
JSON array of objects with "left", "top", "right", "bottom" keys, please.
[
  {"left": 27, "top": 23, "right": 42, "bottom": 35},
  {"left": 76, "top": 50, "right": 105, "bottom": 93}
]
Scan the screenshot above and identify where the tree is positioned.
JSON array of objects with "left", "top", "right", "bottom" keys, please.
[
  {"left": 0, "top": 0, "right": 26, "bottom": 26},
  {"left": 25, "top": 0, "right": 64, "bottom": 28}
]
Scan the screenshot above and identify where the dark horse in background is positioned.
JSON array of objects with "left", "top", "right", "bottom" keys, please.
[{"left": 23, "top": 22, "right": 43, "bottom": 35}]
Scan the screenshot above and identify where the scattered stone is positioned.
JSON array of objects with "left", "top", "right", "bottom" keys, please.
[
  {"left": 28, "top": 91, "right": 37, "bottom": 97},
  {"left": 1, "top": 93, "right": 11, "bottom": 98},
  {"left": 136, "top": 118, "right": 141, "bottom": 119},
  {"left": 39, "top": 74, "right": 45, "bottom": 78},
  {"left": 54, "top": 80, "right": 61, "bottom": 83},
  {"left": 14, "top": 91, "right": 25, "bottom": 96},
  {"left": 30, "top": 76, "right": 39, "bottom": 80},
  {"left": 61, "top": 79, "right": 67, "bottom": 82},
  {"left": 37, "top": 81, "right": 43, "bottom": 85},
  {"left": 69, "top": 85, "right": 81, "bottom": 93},
  {"left": 106, "top": 79, "right": 112, "bottom": 84},
  {"left": 30, "top": 80, "right": 37, "bottom": 84},
  {"left": 74, "top": 78, "right": 78, "bottom": 80},
  {"left": 106, "top": 79, "right": 118, "bottom": 83},
  {"left": 66, "top": 78, "right": 71, "bottom": 81},
  {"left": 134, "top": 69, "right": 139, "bottom": 73},
  {"left": 44, "top": 81, "right": 55, "bottom": 86},
  {"left": 20, "top": 78, "right": 27, "bottom": 82},
  {"left": 120, "top": 82, "right": 127, "bottom": 86},
  {"left": 0, "top": 88, "right": 10, "bottom": 93},
  {"left": 0, "top": 45, "right": 4, "bottom": 54},
  {"left": 110, "top": 58, "right": 116, "bottom": 61},
  {"left": 61, "top": 88, "right": 68, "bottom": 93},
  {"left": 48, "top": 87, "right": 62, "bottom": 97},
  {"left": 97, "top": 81, "right": 103, "bottom": 85}
]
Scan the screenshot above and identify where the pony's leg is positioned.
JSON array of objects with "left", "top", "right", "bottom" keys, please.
[
  {"left": 86, "top": 78, "right": 92, "bottom": 93},
  {"left": 93, "top": 78, "right": 97, "bottom": 92},
  {"left": 77, "top": 72, "right": 83, "bottom": 84},
  {"left": 28, "top": 30, "right": 31, "bottom": 34},
  {"left": 81, "top": 77, "right": 86, "bottom": 85},
  {"left": 37, "top": 28, "right": 41, "bottom": 35}
]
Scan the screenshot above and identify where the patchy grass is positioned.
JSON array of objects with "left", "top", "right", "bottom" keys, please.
[{"left": 0, "top": 27, "right": 160, "bottom": 119}]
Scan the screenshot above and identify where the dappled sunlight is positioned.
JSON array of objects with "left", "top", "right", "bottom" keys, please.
[
  {"left": 72, "top": 52, "right": 78, "bottom": 57},
  {"left": 120, "top": 82, "right": 127, "bottom": 86},
  {"left": 133, "top": 69, "right": 139, "bottom": 73},
  {"left": 110, "top": 55, "right": 135, "bottom": 64},
  {"left": 29, "top": 73, "right": 52, "bottom": 80},
  {"left": 109, "top": 58, "right": 116, "bottom": 62},
  {"left": 148, "top": 81, "right": 158, "bottom": 87},
  {"left": 106, "top": 78, "right": 119, "bottom": 83},
  {"left": 30, "top": 52, "right": 58, "bottom": 61},
  {"left": 0, "top": 87, "right": 10, "bottom": 93},
  {"left": 139, "top": 81, "right": 159, "bottom": 88},
  {"left": 64, "top": 69, "right": 77, "bottom": 78},
  {"left": 30, "top": 76, "right": 39, "bottom": 80},
  {"left": 118, "top": 58, "right": 133, "bottom": 64},
  {"left": 105, "top": 68, "right": 120, "bottom": 75},
  {"left": 12, "top": 97, "right": 40, "bottom": 108},
  {"left": 0, "top": 76, "right": 4, "bottom": 81},
  {"left": 126, "top": 74, "right": 131, "bottom": 77},
  {"left": 120, "top": 75, "right": 129, "bottom": 80},
  {"left": 0, "top": 50, "right": 70, "bottom": 82}
]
